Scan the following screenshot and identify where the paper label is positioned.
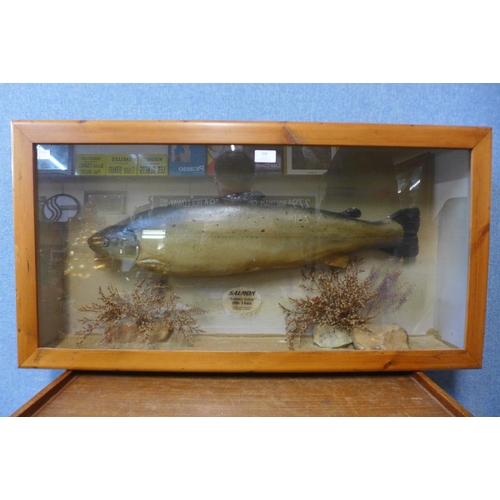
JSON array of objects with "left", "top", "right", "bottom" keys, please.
[
  {"left": 255, "top": 150, "right": 276, "bottom": 163},
  {"left": 222, "top": 287, "right": 262, "bottom": 314}
]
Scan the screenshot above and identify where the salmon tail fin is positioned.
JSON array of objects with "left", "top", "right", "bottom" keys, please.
[{"left": 387, "top": 207, "right": 420, "bottom": 257}]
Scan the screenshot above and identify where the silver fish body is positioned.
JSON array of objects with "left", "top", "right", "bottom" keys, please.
[{"left": 88, "top": 202, "right": 419, "bottom": 276}]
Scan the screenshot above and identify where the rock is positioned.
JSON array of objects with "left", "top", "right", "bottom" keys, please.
[
  {"left": 106, "top": 320, "right": 138, "bottom": 343},
  {"left": 313, "top": 324, "right": 352, "bottom": 348},
  {"left": 352, "top": 324, "right": 410, "bottom": 350},
  {"left": 426, "top": 327, "right": 442, "bottom": 340},
  {"left": 149, "top": 323, "right": 173, "bottom": 342},
  {"left": 105, "top": 319, "right": 172, "bottom": 343}
]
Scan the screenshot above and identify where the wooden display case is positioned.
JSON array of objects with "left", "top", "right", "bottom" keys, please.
[{"left": 12, "top": 120, "right": 492, "bottom": 373}]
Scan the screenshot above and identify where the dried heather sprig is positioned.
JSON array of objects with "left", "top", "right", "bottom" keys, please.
[
  {"left": 280, "top": 257, "right": 413, "bottom": 350},
  {"left": 361, "top": 258, "right": 414, "bottom": 319},
  {"left": 280, "top": 259, "right": 377, "bottom": 349},
  {"left": 77, "top": 279, "right": 204, "bottom": 346}
]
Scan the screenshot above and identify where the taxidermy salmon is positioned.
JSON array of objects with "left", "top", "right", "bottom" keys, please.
[{"left": 88, "top": 200, "right": 420, "bottom": 276}]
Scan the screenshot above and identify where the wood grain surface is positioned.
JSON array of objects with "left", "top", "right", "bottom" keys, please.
[
  {"left": 13, "top": 371, "right": 471, "bottom": 417},
  {"left": 12, "top": 120, "right": 491, "bottom": 373},
  {"left": 12, "top": 120, "right": 490, "bottom": 148}
]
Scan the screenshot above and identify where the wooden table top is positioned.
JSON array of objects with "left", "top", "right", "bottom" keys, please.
[{"left": 12, "top": 371, "right": 471, "bottom": 417}]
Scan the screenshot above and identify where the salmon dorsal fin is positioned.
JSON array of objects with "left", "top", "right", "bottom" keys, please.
[
  {"left": 322, "top": 255, "right": 350, "bottom": 268},
  {"left": 340, "top": 207, "right": 361, "bottom": 218}
]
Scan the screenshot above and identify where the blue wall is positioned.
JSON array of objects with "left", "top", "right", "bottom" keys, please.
[{"left": 1, "top": 83, "right": 499, "bottom": 416}]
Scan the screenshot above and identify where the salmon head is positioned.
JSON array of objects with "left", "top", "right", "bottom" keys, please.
[{"left": 88, "top": 225, "right": 139, "bottom": 260}]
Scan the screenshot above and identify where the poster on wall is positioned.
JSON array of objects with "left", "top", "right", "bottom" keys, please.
[{"left": 169, "top": 145, "right": 206, "bottom": 176}]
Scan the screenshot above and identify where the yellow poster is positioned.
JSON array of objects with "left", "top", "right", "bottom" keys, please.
[
  {"left": 75, "top": 154, "right": 107, "bottom": 175},
  {"left": 137, "top": 154, "right": 168, "bottom": 176},
  {"left": 106, "top": 154, "right": 137, "bottom": 175}
]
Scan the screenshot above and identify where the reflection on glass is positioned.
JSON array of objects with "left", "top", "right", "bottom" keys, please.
[
  {"left": 37, "top": 144, "right": 70, "bottom": 172},
  {"left": 35, "top": 144, "right": 471, "bottom": 352}
]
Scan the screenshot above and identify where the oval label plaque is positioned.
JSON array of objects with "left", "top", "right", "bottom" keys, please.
[{"left": 222, "top": 287, "right": 262, "bottom": 314}]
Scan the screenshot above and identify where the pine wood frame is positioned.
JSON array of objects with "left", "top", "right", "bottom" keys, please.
[{"left": 12, "top": 120, "right": 492, "bottom": 372}]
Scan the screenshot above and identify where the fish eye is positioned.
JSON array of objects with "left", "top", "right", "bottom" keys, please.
[{"left": 102, "top": 238, "right": 109, "bottom": 247}]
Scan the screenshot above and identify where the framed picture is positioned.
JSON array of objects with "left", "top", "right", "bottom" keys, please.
[
  {"left": 207, "top": 145, "right": 283, "bottom": 176},
  {"left": 286, "top": 146, "right": 337, "bottom": 175},
  {"left": 12, "top": 120, "right": 491, "bottom": 372},
  {"left": 84, "top": 191, "right": 126, "bottom": 215}
]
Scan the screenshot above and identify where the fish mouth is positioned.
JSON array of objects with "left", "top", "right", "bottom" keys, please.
[{"left": 88, "top": 233, "right": 109, "bottom": 255}]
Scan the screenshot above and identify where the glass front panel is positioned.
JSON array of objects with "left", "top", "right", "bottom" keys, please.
[{"left": 35, "top": 143, "right": 471, "bottom": 352}]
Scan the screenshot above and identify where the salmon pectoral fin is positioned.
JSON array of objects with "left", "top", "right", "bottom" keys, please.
[
  {"left": 136, "top": 259, "right": 171, "bottom": 275},
  {"left": 321, "top": 254, "right": 350, "bottom": 268}
]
